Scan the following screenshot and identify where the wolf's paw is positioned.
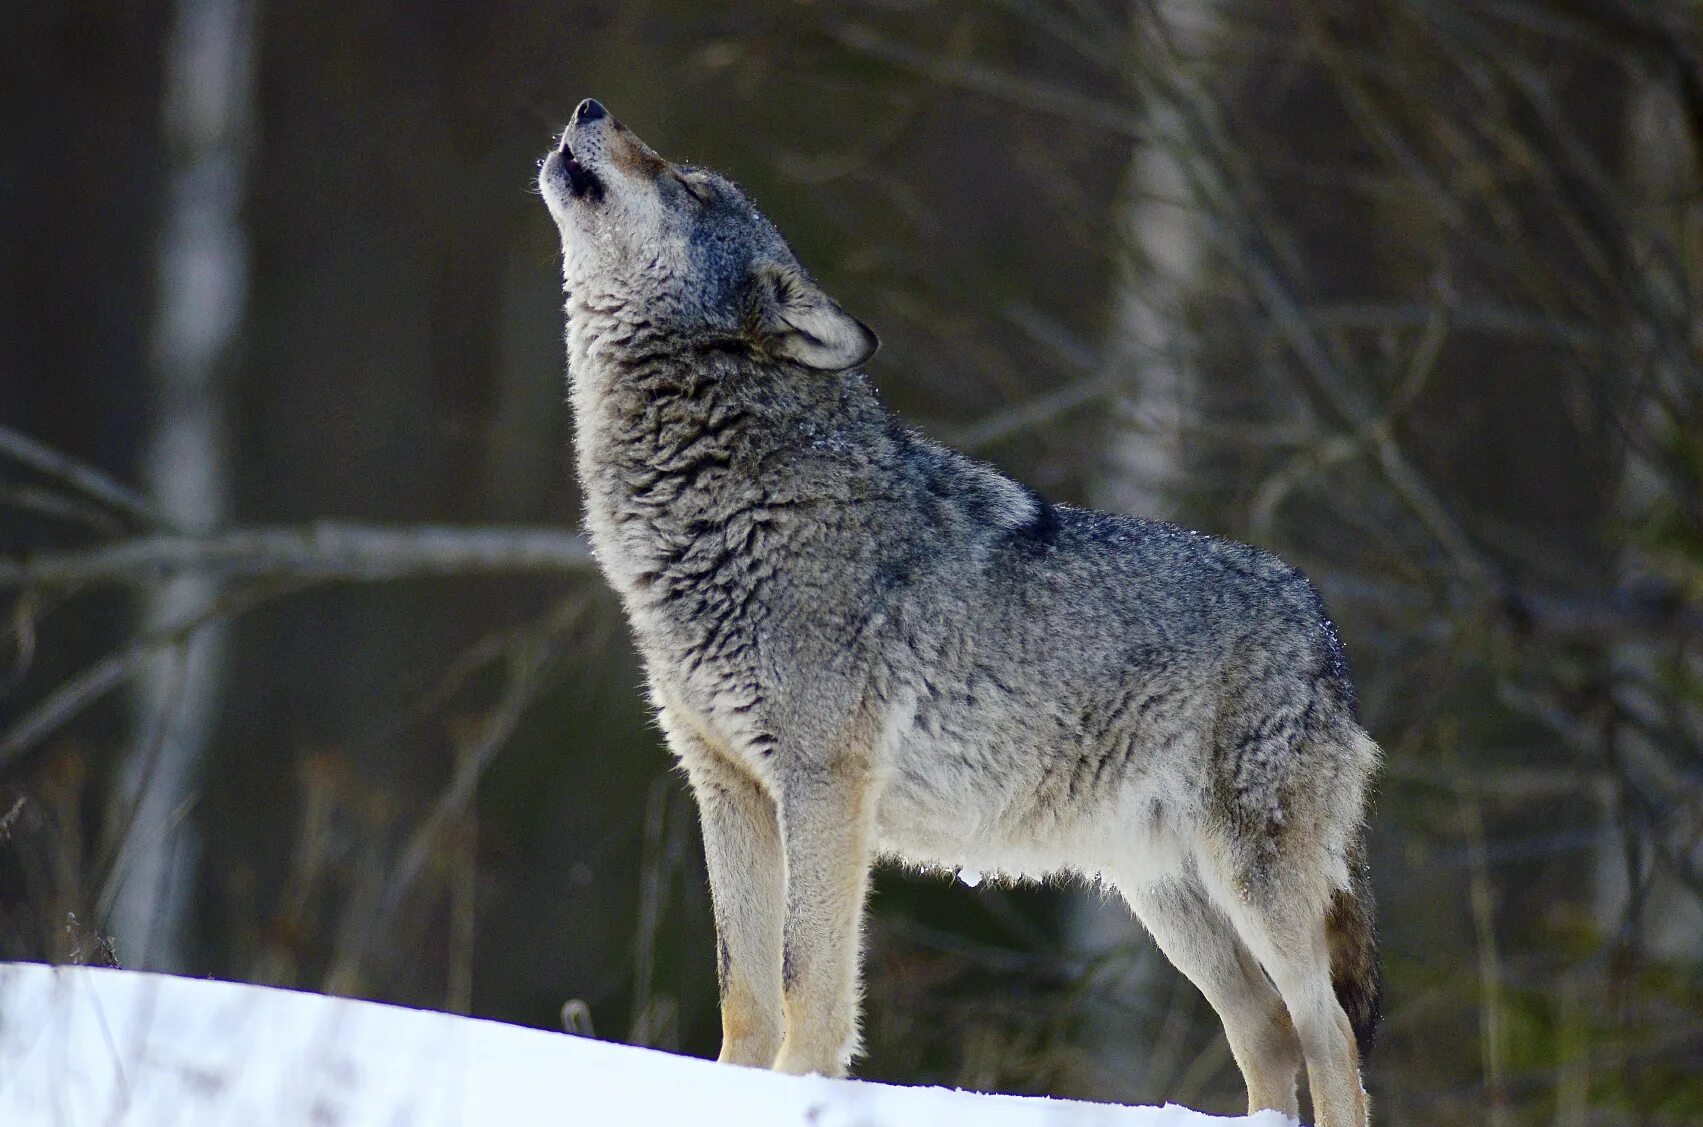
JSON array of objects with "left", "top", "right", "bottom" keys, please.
[{"left": 772, "top": 1043, "right": 849, "bottom": 1079}]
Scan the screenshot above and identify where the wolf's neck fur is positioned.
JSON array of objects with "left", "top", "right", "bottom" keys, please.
[
  {"left": 560, "top": 284, "right": 1058, "bottom": 705},
  {"left": 563, "top": 292, "right": 891, "bottom": 601}
]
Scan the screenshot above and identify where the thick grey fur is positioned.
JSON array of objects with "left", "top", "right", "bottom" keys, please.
[{"left": 540, "top": 99, "right": 1380, "bottom": 1127}]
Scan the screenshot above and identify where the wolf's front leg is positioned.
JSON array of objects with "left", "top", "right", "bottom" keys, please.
[
  {"left": 677, "top": 739, "right": 786, "bottom": 1068},
  {"left": 772, "top": 764, "right": 877, "bottom": 1077}
]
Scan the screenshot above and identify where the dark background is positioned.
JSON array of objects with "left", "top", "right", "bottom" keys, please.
[{"left": 3, "top": 2, "right": 1701, "bottom": 1123}]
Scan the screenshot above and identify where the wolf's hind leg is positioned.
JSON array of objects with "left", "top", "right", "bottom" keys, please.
[
  {"left": 1209, "top": 873, "right": 1369, "bottom": 1127},
  {"left": 677, "top": 741, "right": 785, "bottom": 1068},
  {"left": 1123, "top": 877, "right": 1302, "bottom": 1118}
]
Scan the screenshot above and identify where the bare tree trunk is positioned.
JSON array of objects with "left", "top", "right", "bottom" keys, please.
[
  {"left": 1096, "top": 0, "right": 1229, "bottom": 521},
  {"left": 111, "top": 0, "right": 256, "bottom": 971},
  {"left": 1597, "top": 69, "right": 1703, "bottom": 962}
]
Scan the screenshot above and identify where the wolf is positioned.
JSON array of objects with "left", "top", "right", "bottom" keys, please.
[{"left": 540, "top": 98, "right": 1381, "bottom": 1127}]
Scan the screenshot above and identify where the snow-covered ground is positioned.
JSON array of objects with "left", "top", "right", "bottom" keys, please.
[{"left": 0, "top": 963, "right": 1284, "bottom": 1126}]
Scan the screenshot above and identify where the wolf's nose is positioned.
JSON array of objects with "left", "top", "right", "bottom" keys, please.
[{"left": 575, "top": 98, "right": 606, "bottom": 124}]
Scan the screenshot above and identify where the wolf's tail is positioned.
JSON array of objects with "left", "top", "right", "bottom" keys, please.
[{"left": 1326, "top": 837, "right": 1382, "bottom": 1059}]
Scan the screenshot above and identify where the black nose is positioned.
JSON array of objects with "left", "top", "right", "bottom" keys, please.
[{"left": 575, "top": 98, "right": 606, "bottom": 124}]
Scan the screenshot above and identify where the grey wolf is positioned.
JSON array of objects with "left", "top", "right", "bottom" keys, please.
[{"left": 539, "top": 97, "right": 1381, "bottom": 1127}]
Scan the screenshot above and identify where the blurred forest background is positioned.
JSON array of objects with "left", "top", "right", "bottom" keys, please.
[{"left": 3, "top": 1, "right": 1701, "bottom": 1123}]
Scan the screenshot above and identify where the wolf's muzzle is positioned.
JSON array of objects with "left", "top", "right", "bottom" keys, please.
[
  {"left": 552, "top": 135, "right": 603, "bottom": 203},
  {"left": 553, "top": 99, "right": 611, "bottom": 202}
]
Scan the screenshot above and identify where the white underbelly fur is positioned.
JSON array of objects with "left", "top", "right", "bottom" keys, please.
[{"left": 870, "top": 711, "right": 1201, "bottom": 891}]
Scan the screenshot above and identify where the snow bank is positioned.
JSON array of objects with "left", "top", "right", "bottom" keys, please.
[{"left": 0, "top": 963, "right": 1282, "bottom": 1126}]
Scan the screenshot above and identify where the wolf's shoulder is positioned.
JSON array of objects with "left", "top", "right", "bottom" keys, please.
[
  {"left": 880, "top": 432, "right": 1312, "bottom": 598},
  {"left": 1045, "top": 505, "right": 1350, "bottom": 683}
]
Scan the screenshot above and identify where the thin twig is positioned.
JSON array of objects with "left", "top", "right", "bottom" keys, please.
[
  {"left": 0, "top": 424, "right": 165, "bottom": 530},
  {"left": 828, "top": 22, "right": 1149, "bottom": 139},
  {"left": 0, "top": 485, "right": 129, "bottom": 537},
  {"left": 0, "top": 584, "right": 295, "bottom": 772},
  {"left": 91, "top": 643, "right": 191, "bottom": 925},
  {"left": 322, "top": 612, "right": 571, "bottom": 995}
]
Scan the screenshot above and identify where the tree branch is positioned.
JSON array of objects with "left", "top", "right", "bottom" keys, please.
[
  {"left": 0, "top": 522, "right": 596, "bottom": 589},
  {"left": 1312, "top": 569, "right": 1703, "bottom": 643}
]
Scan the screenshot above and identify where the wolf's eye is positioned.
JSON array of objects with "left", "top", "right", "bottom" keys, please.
[{"left": 676, "top": 174, "right": 713, "bottom": 206}]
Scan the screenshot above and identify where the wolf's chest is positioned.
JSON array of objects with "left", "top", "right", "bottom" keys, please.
[{"left": 583, "top": 496, "right": 776, "bottom": 721}]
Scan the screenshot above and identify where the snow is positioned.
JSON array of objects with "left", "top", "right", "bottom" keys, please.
[{"left": 0, "top": 963, "right": 1286, "bottom": 1126}]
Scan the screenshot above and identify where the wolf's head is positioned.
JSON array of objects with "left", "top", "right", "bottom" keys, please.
[{"left": 540, "top": 99, "right": 877, "bottom": 373}]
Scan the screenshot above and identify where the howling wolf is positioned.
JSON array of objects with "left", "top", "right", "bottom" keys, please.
[{"left": 540, "top": 98, "right": 1380, "bottom": 1127}]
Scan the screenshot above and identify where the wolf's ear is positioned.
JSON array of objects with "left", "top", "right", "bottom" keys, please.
[{"left": 754, "top": 264, "right": 878, "bottom": 372}]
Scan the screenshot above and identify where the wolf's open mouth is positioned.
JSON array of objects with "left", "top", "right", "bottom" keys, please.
[{"left": 561, "top": 144, "right": 604, "bottom": 203}]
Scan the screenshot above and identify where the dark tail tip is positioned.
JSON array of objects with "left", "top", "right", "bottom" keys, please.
[{"left": 1326, "top": 880, "right": 1382, "bottom": 1058}]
